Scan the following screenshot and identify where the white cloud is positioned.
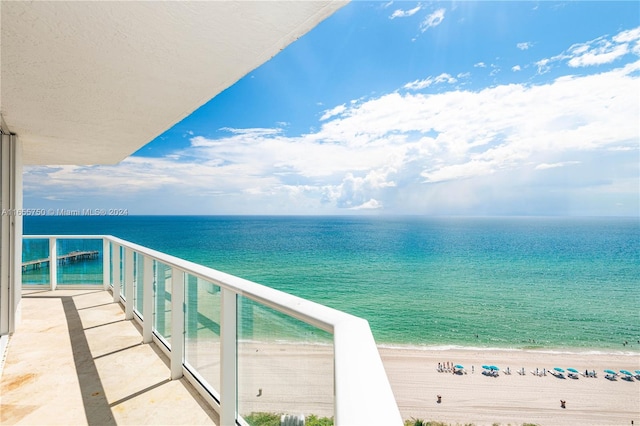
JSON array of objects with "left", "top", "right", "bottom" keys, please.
[
  {"left": 434, "top": 73, "right": 456, "bottom": 84},
  {"left": 535, "top": 161, "right": 581, "bottom": 170},
  {"left": 420, "top": 9, "right": 445, "bottom": 32},
  {"left": 216, "top": 127, "right": 282, "bottom": 137},
  {"left": 404, "top": 73, "right": 457, "bottom": 90},
  {"left": 321, "top": 170, "right": 396, "bottom": 209},
  {"left": 517, "top": 42, "right": 533, "bottom": 50},
  {"left": 404, "top": 77, "right": 434, "bottom": 90},
  {"left": 474, "top": 62, "right": 486, "bottom": 68},
  {"left": 535, "top": 58, "right": 551, "bottom": 74},
  {"left": 320, "top": 104, "right": 347, "bottom": 121},
  {"left": 568, "top": 41, "right": 630, "bottom": 67},
  {"left": 390, "top": 5, "right": 421, "bottom": 19},
  {"left": 614, "top": 27, "right": 640, "bottom": 43},
  {"left": 536, "top": 26, "right": 640, "bottom": 73},
  {"left": 512, "top": 65, "right": 522, "bottom": 72},
  {"left": 350, "top": 199, "right": 383, "bottom": 210}
]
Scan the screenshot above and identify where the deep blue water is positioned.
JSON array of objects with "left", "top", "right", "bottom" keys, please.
[{"left": 23, "top": 215, "right": 640, "bottom": 351}]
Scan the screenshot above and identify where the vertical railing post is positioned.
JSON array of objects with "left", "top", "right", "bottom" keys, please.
[
  {"left": 124, "top": 248, "right": 134, "bottom": 320},
  {"left": 49, "top": 237, "right": 57, "bottom": 290},
  {"left": 112, "top": 244, "right": 120, "bottom": 303},
  {"left": 170, "top": 268, "right": 184, "bottom": 380},
  {"left": 142, "top": 256, "right": 153, "bottom": 343},
  {"left": 220, "top": 288, "right": 238, "bottom": 426},
  {"left": 102, "top": 239, "right": 110, "bottom": 291}
]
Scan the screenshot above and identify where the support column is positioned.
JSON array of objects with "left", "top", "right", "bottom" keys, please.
[
  {"left": 0, "top": 132, "right": 23, "bottom": 336},
  {"left": 0, "top": 133, "right": 11, "bottom": 335},
  {"left": 220, "top": 288, "right": 237, "bottom": 426}
]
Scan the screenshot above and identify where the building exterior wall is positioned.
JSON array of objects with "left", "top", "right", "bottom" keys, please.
[{"left": 0, "top": 132, "right": 23, "bottom": 336}]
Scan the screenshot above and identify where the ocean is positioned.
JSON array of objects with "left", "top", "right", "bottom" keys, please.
[{"left": 23, "top": 215, "right": 640, "bottom": 352}]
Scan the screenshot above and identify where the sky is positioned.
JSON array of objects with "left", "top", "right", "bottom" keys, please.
[{"left": 24, "top": 1, "right": 640, "bottom": 216}]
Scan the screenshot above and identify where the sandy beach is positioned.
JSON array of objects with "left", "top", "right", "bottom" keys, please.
[
  {"left": 380, "top": 346, "right": 640, "bottom": 425},
  {"left": 235, "top": 342, "right": 639, "bottom": 425}
]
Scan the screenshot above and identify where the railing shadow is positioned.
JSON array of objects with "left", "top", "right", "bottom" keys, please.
[
  {"left": 61, "top": 296, "right": 117, "bottom": 426},
  {"left": 25, "top": 294, "right": 116, "bottom": 426}
]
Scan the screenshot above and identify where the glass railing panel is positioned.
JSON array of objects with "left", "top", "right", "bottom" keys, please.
[
  {"left": 109, "top": 243, "right": 123, "bottom": 289},
  {"left": 22, "top": 238, "right": 50, "bottom": 285},
  {"left": 56, "top": 238, "right": 103, "bottom": 285},
  {"left": 237, "top": 295, "right": 334, "bottom": 425},
  {"left": 134, "top": 252, "right": 144, "bottom": 317},
  {"left": 108, "top": 242, "right": 113, "bottom": 288},
  {"left": 154, "top": 261, "right": 172, "bottom": 345},
  {"left": 184, "top": 274, "right": 221, "bottom": 396}
]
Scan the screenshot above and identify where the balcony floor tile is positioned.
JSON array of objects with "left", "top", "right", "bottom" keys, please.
[{"left": 0, "top": 289, "right": 219, "bottom": 425}]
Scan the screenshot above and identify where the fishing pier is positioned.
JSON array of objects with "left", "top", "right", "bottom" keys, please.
[{"left": 22, "top": 250, "right": 100, "bottom": 272}]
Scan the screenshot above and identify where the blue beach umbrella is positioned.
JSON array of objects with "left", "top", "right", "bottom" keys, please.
[
  {"left": 455, "top": 364, "right": 464, "bottom": 369},
  {"left": 635, "top": 370, "right": 640, "bottom": 375},
  {"left": 554, "top": 367, "right": 565, "bottom": 373},
  {"left": 482, "top": 365, "right": 490, "bottom": 370},
  {"left": 620, "top": 370, "right": 633, "bottom": 376},
  {"left": 567, "top": 368, "right": 579, "bottom": 373},
  {"left": 604, "top": 369, "right": 617, "bottom": 375},
  {"left": 489, "top": 365, "right": 499, "bottom": 371}
]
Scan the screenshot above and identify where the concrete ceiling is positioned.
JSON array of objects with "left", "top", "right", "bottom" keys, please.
[{"left": 0, "top": 1, "right": 346, "bottom": 165}]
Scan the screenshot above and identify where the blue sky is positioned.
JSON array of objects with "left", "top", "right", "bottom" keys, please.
[{"left": 25, "top": 1, "right": 640, "bottom": 216}]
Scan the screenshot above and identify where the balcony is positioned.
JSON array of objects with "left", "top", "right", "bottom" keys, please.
[{"left": 2, "top": 235, "right": 401, "bottom": 425}]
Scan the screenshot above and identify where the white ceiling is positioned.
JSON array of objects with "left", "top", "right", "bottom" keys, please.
[{"left": 0, "top": 1, "right": 346, "bottom": 165}]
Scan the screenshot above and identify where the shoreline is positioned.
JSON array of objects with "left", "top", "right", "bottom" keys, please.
[
  {"left": 237, "top": 337, "right": 640, "bottom": 357},
  {"left": 376, "top": 342, "right": 640, "bottom": 357}
]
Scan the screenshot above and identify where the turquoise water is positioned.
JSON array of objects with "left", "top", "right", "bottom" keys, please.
[{"left": 23, "top": 216, "right": 640, "bottom": 352}]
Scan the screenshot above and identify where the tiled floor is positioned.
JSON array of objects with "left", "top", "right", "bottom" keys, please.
[{"left": 0, "top": 289, "right": 219, "bottom": 425}]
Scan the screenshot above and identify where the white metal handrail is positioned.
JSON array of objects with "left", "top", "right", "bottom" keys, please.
[{"left": 22, "top": 235, "right": 402, "bottom": 425}]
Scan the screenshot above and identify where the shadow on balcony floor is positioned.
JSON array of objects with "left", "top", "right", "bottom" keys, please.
[{"left": 0, "top": 289, "right": 219, "bottom": 425}]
